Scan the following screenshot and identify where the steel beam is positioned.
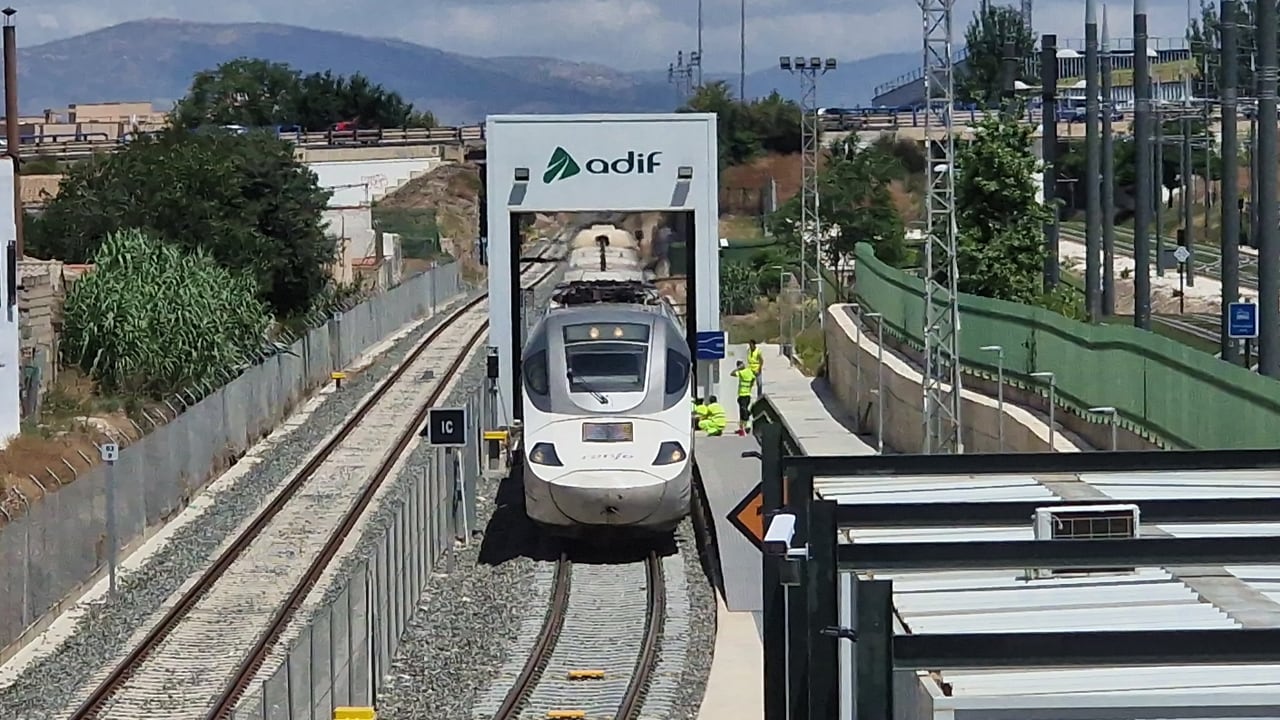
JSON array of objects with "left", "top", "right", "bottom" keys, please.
[
  {"left": 761, "top": 423, "right": 787, "bottom": 720},
  {"left": 835, "top": 497, "right": 1280, "bottom": 528},
  {"left": 783, "top": 448, "right": 1280, "bottom": 478},
  {"left": 839, "top": 535, "right": 1280, "bottom": 571},
  {"left": 894, "top": 628, "right": 1280, "bottom": 669}
]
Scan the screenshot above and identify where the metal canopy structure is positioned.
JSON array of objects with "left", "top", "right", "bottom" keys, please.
[{"left": 755, "top": 417, "right": 1280, "bottom": 720}]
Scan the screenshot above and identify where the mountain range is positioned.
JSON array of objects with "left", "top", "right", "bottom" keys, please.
[{"left": 16, "top": 20, "right": 919, "bottom": 125}]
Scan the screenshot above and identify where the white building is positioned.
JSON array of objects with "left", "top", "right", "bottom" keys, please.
[{"left": 0, "top": 159, "right": 20, "bottom": 445}]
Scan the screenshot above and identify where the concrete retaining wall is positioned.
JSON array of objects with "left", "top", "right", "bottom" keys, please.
[{"left": 823, "top": 305, "right": 1159, "bottom": 454}]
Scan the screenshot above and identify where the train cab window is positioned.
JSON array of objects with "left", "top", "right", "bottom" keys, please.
[
  {"left": 524, "top": 350, "right": 549, "bottom": 395},
  {"left": 565, "top": 343, "right": 647, "bottom": 393},
  {"left": 664, "top": 349, "right": 690, "bottom": 395}
]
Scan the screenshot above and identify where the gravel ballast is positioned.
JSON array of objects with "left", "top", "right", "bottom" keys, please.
[
  {"left": 376, "top": 517, "right": 718, "bottom": 720},
  {"left": 0, "top": 291, "right": 476, "bottom": 720}
]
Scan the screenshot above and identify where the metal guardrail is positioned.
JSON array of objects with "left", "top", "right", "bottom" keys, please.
[
  {"left": 750, "top": 395, "right": 804, "bottom": 457},
  {"left": 12, "top": 125, "right": 486, "bottom": 161}
]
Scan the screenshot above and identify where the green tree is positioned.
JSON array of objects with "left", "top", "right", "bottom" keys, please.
[
  {"left": 767, "top": 137, "right": 907, "bottom": 269},
  {"left": 822, "top": 138, "right": 908, "bottom": 268},
  {"left": 173, "top": 58, "right": 302, "bottom": 129},
  {"left": 27, "top": 129, "right": 335, "bottom": 316},
  {"left": 680, "top": 82, "right": 801, "bottom": 166},
  {"left": 61, "top": 229, "right": 272, "bottom": 397},
  {"left": 953, "top": 114, "right": 1052, "bottom": 302},
  {"left": 173, "top": 58, "right": 434, "bottom": 131},
  {"left": 1057, "top": 117, "right": 1220, "bottom": 211},
  {"left": 959, "top": 4, "right": 1036, "bottom": 107},
  {"left": 1187, "top": 0, "right": 1254, "bottom": 99}
]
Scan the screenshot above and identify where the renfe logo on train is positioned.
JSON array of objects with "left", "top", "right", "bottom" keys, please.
[{"left": 543, "top": 146, "right": 663, "bottom": 183}]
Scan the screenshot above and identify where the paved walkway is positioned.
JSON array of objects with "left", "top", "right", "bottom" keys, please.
[{"left": 694, "top": 343, "right": 876, "bottom": 720}]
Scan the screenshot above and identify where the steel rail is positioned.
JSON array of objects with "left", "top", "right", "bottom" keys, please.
[
  {"left": 615, "top": 552, "right": 666, "bottom": 720},
  {"left": 490, "top": 554, "right": 574, "bottom": 720}
]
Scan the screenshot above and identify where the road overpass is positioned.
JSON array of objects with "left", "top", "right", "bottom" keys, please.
[{"left": 11, "top": 125, "right": 486, "bottom": 162}]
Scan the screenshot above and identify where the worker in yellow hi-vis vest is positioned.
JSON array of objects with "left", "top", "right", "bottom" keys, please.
[
  {"left": 730, "top": 360, "right": 757, "bottom": 436},
  {"left": 747, "top": 339, "right": 764, "bottom": 397},
  {"left": 691, "top": 397, "right": 709, "bottom": 430},
  {"left": 702, "top": 395, "right": 728, "bottom": 436}
]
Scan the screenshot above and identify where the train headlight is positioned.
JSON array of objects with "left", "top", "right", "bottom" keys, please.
[
  {"left": 652, "top": 441, "right": 686, "bottom": 466},
  {"left": 529, "top": 442, "right": 563, "bottom": 466}
]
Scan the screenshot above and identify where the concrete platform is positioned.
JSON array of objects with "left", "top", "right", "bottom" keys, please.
[
  {"left": 695, "top": 598, "right": 763, "bottom": 720},
  {"left": 692, "top": 344, "right": 878, "bottom": 720},
  {"left": 760, "top": 348, "right": 877, "bottom": 457},
  {"left": 697, "top": 343, "right": 878, "bottom": 614}
]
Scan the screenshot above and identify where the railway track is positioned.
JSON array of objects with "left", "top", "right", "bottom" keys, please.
[
  {"left": 486, "top": 553, "right": 667, "bottom": 720},
  {"left": 65, "top": 253, "right": 560, "bottom": 720},
  {"left": 1058, "top": 225, "right": 1238, "bottom": 346}
]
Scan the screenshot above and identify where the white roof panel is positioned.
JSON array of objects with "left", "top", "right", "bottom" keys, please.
[{"left": 824, "top": 468, "right": 1280, "bottom": 708}]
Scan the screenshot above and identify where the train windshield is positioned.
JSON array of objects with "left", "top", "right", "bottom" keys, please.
[{"left": 563, "top": 323, "right": 649, "bottom": 394}]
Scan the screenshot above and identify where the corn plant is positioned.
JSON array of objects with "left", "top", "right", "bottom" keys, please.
[{"left": 61, "top": 229, "right": 272, "bottom": 399}]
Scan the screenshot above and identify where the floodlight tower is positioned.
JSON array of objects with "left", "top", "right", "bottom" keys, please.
[
  {"left": 780, "top": 55, "right": 837, "bottom": 329},
  {"left": 919, "top": 0, "right": 963, "bottom": 453}
]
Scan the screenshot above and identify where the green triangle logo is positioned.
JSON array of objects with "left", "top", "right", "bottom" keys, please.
[{"left": 543, "top": 146, "right": 581, "bottom": 183}]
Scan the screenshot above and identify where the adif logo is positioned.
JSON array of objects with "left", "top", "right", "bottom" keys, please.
[
  {"left": 543, "top": 146, "right": 581, "bottom": 183},
  {"left": 542, "top": 147, "right": 663, "bottom": 183}
]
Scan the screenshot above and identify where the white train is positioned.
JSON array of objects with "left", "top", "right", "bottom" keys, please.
[{"left": 520, "top": 224, "right": 692, "bottom": 535}]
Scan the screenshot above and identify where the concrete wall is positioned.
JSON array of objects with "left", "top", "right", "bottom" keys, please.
[
  {"left": 310, "top": 157, "right": 443, "bottom": 207},
  {"left": 823, "top": 305, "right": 1158, "bottom": 454},
  {"left": 16, "top": 260, "right": 65, "bottom": 412}
]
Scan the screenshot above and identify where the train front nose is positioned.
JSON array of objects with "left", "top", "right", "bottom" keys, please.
[{"left": 547, "top": 470, "right": 669, "bottom": 526}]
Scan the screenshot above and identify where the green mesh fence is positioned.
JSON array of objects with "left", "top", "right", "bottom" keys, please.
[
  {"left": 373, "top": 207, "right": 441, "bottom": 259},
  {"left": 852, "top": 243, "right": 1280, "bottom": 449}
]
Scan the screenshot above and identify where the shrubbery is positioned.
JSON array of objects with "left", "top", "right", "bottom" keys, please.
[{"left": 62, "top": 230, "right": 272, "bottom": 398}]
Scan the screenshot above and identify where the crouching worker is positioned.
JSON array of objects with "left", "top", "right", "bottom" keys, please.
[
  {"left": 698, "top": 395, "right": 728, "bottom": 436},
  {"left": 692, "top": 398, "right": 708, "bottom": 430}
]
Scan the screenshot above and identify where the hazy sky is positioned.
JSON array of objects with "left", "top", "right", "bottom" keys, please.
[{"left": 22, "top": 0, "right": 1200, "bottom": 71}]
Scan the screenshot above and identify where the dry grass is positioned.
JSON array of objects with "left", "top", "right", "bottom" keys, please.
[
  {"left": 723, "top": 153, "right": 803, "bottom": 204},
  {"left": 888, "top": 179, "right": 923, "bottom": 223},
  {"left": 0, "top": 370, "right": 144, "bottom": 524},
  {"left": 723, "top": 297, "right": 826, "bottom": 376},
  {"left": 719, "top": 215, "right": 765, "bottom": 241}
]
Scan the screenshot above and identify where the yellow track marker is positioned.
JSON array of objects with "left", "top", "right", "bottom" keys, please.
[
  {"left": 567, "top": 669, "right": 605, "bottom": 680},
  {"left": 547, "top": 712, "right": 586, "bottom": 719}
]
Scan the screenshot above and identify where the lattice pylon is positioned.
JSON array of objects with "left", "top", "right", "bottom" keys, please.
[
  {"left": 798, "top": 68, "right": 822, "bottom": 329},
  {"left": 920, "top": 0, "right": 964, "bottom": 454}
]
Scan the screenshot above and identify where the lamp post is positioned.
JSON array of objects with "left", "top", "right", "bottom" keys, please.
[
  {"left": 1031, "top": 371, "right": 1056, "bottom": 451},
  {"left": 980, "top": 345, "right": 1005, "bottom": 451},
  {"left": 772, "top": 264, "right": 786, "bottom": 347},
  {"left": 866, "top": 312, "right": 884, "bottom": 453},
  {"left": 851, "top": 302, "right": 863, "bottom": 411},
  {"left": 1089, "top": 406, "right": 1118, "bottom": 450}
]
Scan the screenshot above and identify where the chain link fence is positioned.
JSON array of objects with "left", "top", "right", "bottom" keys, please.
[
  {"left": 0, "top": 263, "right": 464, "bottom": 652},
  {"left": 374, "top": 208, "right": 442, "bottom": 260}
]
